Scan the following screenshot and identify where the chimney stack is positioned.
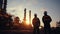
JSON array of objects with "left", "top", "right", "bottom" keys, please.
[{"left": 29, "top": 10, "right": 31, "bottom": 24}]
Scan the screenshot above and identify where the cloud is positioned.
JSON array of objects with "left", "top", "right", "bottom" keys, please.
[
  {"left": 26, "top": 0, "right": 39, "bottom": 6},
  {"left": 40, "top": 8, "right": 47, "bottom": 12}
]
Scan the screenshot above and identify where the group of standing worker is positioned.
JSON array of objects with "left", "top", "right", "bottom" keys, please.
[{"left": 32, "top": 11, "right": 52, "bottom": 34}]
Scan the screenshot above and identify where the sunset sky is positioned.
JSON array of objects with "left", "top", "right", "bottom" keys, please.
[{"left": 7, "top": 0, "right": 60, "bottom": 27}]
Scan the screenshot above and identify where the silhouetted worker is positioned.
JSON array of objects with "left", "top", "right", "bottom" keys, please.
[
  {"left": 42, "top": 11, "right": 52, "bottom": 34},
  {"left": 32, "top": 14, "right": 40, "bottom": 34}
]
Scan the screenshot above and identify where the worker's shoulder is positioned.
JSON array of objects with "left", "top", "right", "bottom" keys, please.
[
  {"left": 33, "top": 17, "right": 39, "bottom": 20},
  {"left": 43, "top": 15, "right": 50, "bottom": 17},
  {"left": 36, "top": 17, "right": 40, "bottom": 20}
]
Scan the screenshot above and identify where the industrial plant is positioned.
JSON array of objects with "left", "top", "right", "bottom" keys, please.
[{"left": 0, "top": 0, "right": 32, "bottom": 30}]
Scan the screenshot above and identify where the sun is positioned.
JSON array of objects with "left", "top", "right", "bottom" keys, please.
[{"left": 26, "top": 20, "right": 30, "bottom": 25}]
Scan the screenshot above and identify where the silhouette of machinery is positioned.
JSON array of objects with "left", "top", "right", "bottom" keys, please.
[{"left": 0, "top": 0, "right": 13, "bottom": 29}]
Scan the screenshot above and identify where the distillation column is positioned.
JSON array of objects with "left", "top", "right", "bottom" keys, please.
[{"left": 29, "top": 10, "right": 31, "bottom": 25}]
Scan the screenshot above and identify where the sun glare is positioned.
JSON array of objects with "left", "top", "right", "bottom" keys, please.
[{"left": 26, "top": 20, "right": 30, "bottom": 25}]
